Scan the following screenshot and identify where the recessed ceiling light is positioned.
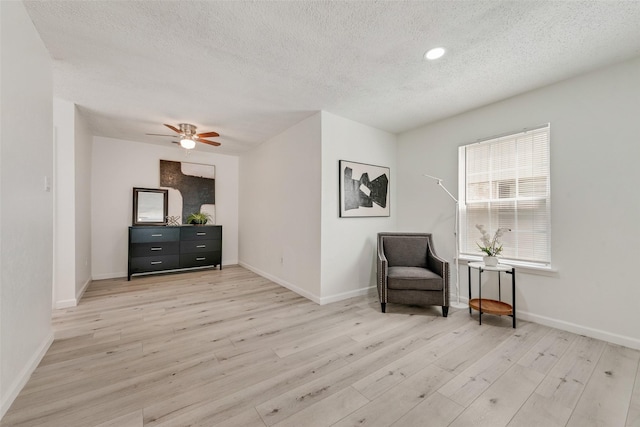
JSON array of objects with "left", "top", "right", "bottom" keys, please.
[{"left": 425, "top": 47, "right": 446, "bottom": 60}]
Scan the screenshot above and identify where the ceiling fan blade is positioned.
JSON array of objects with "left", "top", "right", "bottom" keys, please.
[
  {"left": 196, "top": 138, "right": 221, "bottom": 147},
  {"left": 164, "top": 124, "right": 181, "bottom": 134},
  {"left": 147, "top": 133, "right": 175, "bottom": 137},
  {"left": 197, "top": 131, "right": 220, "bottom": 138}
]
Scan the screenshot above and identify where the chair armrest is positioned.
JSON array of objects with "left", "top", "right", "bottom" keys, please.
[
  {"left": 426, "top": 245, "right": 446, "bottom": 277},
  {"left": 377, "top": 240, "right": 386, "bottom": 262},
  {"left": 427, "top": 245, "right": 450, "bottom": 305}
]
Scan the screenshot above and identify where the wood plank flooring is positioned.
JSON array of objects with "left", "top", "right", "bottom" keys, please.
[{"left": 2, "top": 265, "right": 639, "bottom": 426}]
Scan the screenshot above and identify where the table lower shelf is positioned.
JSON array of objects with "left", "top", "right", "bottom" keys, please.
[{"left": 469, "top": 298, "right": 513, "bottom": 316}]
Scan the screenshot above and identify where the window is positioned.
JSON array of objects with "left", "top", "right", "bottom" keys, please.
[{"left": 459, "top": 124, "right": 551, "bottom": 267}]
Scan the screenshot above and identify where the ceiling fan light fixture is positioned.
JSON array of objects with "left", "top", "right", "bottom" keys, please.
[
  {"left": 153, "top": 123, "right": 220, "bottom": 148},
  {"left": 180, "top": 137, "right": 196, "bottom": 149}
]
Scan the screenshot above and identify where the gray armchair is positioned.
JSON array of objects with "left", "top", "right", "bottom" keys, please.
[{"left": 377, "top": 232, "right": 449, "bottom": 317}]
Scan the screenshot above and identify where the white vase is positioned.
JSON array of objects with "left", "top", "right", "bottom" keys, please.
[{"left": 483, "top": 256, "right": 499, "bottom": 267}]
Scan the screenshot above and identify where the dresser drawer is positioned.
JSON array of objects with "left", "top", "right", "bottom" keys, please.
[
  {"left": 130, "top": 241, "right": 179, "bottom": 257},
  {"left": 180, "top": 239, "right": 221, "bottom": 254},
  {"left": 130, "top": 227, "right": 180, "bottom": 243},
  {"left": 130, "top": 255, "right": 180, "bottom": 273},
  {"left": 180, "top": 251, "right": 221, "bottom": 269},
  {"left": 180, "top": 226, "right": 221, "bottom": 241}
]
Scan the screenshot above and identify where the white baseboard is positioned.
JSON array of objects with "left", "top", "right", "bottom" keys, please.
[
  {"left": 238, "top": 262, "right": 322, "bottom": 304},
  {"left": 95, "top": 264, "right": 640, "bottom": 350},
  {"left": 54, "top": 298, "right": 76, "bottom": 309},
  {"left": 92, "top": 271, "right": 127, "bottom": 281},
  {"left": 76, "top": 277, "right": 91, "bottom": 302},
  {"left": 319, "top": 286, "right": 375, "bottom": 305},
  {"left": 453, "top": 294, "right": 640, "bottom": 350},
  {"left": 516, "top": 310, "right": 640, "bottom": 350},
  {"left": 238, "top": 262, "right": 376, "bottom": 306},
  {"left": 53, "top": 278, "right": 91, "bottom": 309},
  {"left": 1, "top": 331, "right": 54, "bottom": 419}
]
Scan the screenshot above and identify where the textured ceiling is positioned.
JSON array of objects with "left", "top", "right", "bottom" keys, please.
[{"left": 23, "top": 1, "right": 640, "bottom": 154}]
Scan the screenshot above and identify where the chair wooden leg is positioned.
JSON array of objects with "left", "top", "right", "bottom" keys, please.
[
  {"left": 442, "top": 306, "right": 449, "bottom": 317},
  {"left": 381, "top": 303, "right": 386, "bottom": 313}
]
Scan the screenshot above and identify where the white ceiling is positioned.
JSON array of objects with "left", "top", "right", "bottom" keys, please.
[{"left": 24, "top": 1, "right": 640, "bottom": 154}]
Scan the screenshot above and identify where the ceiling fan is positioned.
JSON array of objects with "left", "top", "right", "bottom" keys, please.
[{"left": 147, "top": 123, "right": 221, "bottom": 149}]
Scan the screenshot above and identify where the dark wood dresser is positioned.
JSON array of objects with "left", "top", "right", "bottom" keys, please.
[{"left": 128, "top": 225, "right": 222, "bottom": 280}]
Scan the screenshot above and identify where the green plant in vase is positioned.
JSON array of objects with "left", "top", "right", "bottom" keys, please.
[{"left": 186, "top": 212, "right": 212, "bottom": 225}]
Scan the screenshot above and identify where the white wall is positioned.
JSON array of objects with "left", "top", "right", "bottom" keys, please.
[
  {"left": 0, "top": 1, "right": 54, "bottom": 417},
  {"left": 320, "top": 111, "right": 396, "bottom": 303},
  {"left": 53, "top": 100, "right": 93, "bottom": 308},
  {"left": 397, "top": 56, "right": 640, "bottom": 348},
  {"left": 74, "top": 109, "right": 92, "bottom": 297},
  {"left": 92, "top": 137, "right": 239, "bottom": 279},
  {"left": 239, "top": 111, "right": 396, "bottom": 304},
  {"left": 53, "top": 99, "right": 76, "bottom": 307},
  {"left": 239, "top": 113, "right": 323, "bottom": 301}
]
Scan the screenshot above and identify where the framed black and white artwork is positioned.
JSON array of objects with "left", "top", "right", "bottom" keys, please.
[
  {"left": 339, "top": 160, "right": 390, "bottom": 217},
  {"left": 160, "top": 160, "right": 216, "bottom": 224}
]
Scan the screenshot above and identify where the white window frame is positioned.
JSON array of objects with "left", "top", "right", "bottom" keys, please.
[{"left": 458, "top": 124, "right": 552, "bottom": 269}]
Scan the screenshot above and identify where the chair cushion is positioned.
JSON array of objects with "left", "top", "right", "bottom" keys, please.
[
  {"left": 382, "top": 236, "right": 428, "bottom": 268},
  {"left": 387, "top": 266, "right": 443, "bottom": 291}
]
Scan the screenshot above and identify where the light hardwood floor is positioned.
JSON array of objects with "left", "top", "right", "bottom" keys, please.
[{"left": 2, "top": 265, "right": 639, "bottom": 426}]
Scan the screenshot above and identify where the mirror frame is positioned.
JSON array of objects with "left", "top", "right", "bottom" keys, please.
[{"left": 132, "top": 187, "right": 168, "bottom": 226}]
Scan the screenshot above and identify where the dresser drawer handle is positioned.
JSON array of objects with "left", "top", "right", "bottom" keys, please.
[
  {"left": 151, "top": 247, "right": 162, "bottom": 251},
  {"left": 151, "top": 234, "right": 163, "bottom": 237},
  {"left": 196, "top": 245, "right": 206, "bottom": 248},
  {"left": 196, "top": 232, "right": 206, "bottom": 236},
  {"left": 150, "top": 261, "right": 162, "bottom": 265},
  {"left": 196, "top": 257, "right": 206, "bottom": 261}
]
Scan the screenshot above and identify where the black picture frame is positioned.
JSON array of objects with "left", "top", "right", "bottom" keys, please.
[
  {"left": 339, "top": 160, "right": 390, "bottom": 217},
  {"left": 132, "top": 187, "right": 168, "bottom": 226}
]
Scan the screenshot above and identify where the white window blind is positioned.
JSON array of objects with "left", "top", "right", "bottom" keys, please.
[{"left": 459, "top": 124, "right": 551, "bottom": 266}]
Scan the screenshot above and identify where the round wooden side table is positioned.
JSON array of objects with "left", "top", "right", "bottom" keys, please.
[{"left": 468, "top": 262, "right": 516, "bottom": 328}]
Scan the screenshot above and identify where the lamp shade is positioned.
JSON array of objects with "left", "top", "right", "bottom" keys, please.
[{"left": 180, "top": 138, "right": 196, "bottom": 149}]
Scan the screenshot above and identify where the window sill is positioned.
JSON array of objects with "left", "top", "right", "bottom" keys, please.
[{"left": 458, "top": 256, "right": 558, "bottom": 276}]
